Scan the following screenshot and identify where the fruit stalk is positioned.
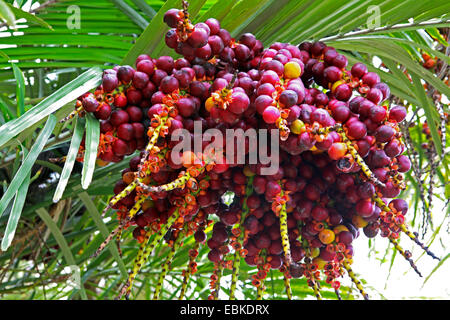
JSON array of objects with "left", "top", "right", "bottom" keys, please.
[
  {"left": 342, "top": 260, "right": 369, "bottom": 300},
  {"left": 389, "top": 238, "right": 422, "bottom": 277},
  {"left": 179, "top": 241, "right": 199, "bottom": 300},
  {"left": 229, "top": 176, "right": 254, "bottom": 300},
  {"left": 118, "top": 208, "right": 180, "bottom": 299},
  {"left": 152, "top": 227, "right": 186, "bottom": 300}
]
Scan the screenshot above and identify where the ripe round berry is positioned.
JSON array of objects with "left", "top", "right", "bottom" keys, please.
[
  {"left": 346, "top": 121, "right": 367, "bottom": 140},
  {"left": 328, "top": 142, "right": 348, "bottom": 160},
  {"left": 355, "top": 199, "right": 374, "bottom": 218},
  {"left": 334, "top": 83, "right": 352, "bottom": 101},
  {"left": 94, "top": 103, "right": 111, "bottom": 120},
  {"left": 375, "top": 125, "right": 395, "bottom": 143},
  {"left": 205, "top": 18, "right": 220, "bottom": 35},
  {"left": 163, "top": 9, "right": 180, "bottom": 28},
  {"left": 188, "top": 26, "right": 209, "bottom": 48},
  {"left": 176, "top": 97, "right": 196, "bottom": 118},
  {"left": 102, "top": 73, "right": 119, "bottom": 92},
  {"left": 112, "top": 139, "right": 128, "bottom": 156},
  {"left": 262, "top": 106, "right": 280, "bottom": 124},
  {"left": 117, "top": 123, "right": 134, "bottom": 141},
  {"left": 284, "top": 61, "right": 302, "bottom": 79},
  {"left": 319, "top": 229, "right": 335, "bottom": 244},
  {"left": 156, "top": 56, "right": 174, "bottom": 73},
  {"left": 136, "top": 59, "right": 155, "bottom": 76},
  {"left": 117, "top": 65, "right": 135, "bottom": 84},
  {"left": 228, "top": 91, "right": 250, "bottom": 114},
  {"left": 159, "top": 76, "right": 179, "bottom": 94},
  {"left": 351, "top": 63, "right": 367, "bottom": 78},
  {"left": 110, "top": 110, "right": 130, "bottom": 127},
  {"left": 362, "top": 72, "right": 380, "bottom": 87},
  {"left": 389, "top": 105, "right": 407, "bottom": 122}
]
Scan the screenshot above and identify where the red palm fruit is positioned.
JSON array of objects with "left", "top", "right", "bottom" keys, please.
[
  {"left": 205, "top": 18, "right": 220, "bottom": 34},
  {"left": 194, "top": 230, "right": 207, "bottom": 243},
  {"left": 163, "top": 8, "right": 180, "bottom": 27},
  {"left": 255, "top": 233, "right": 271, "bottom": 249},
  {"left": 117, "top": 65, "right": 135, "bottom": 84},
  {"left": 357, "top": 182, "right": 375, "bottom": 199},
  {"left": 332, "top": 54, "right": 348, "bottom": 68},
  {"left": 113, "top": 93, "right": 127, "bottom": 108},
  {"left": 126, "top": 89, "right": 142, "bottom": 105},
  {"left": 117, "top": 123, "right": 134, "bottom": 141},
  {"left": 195, "top": 44, "right": 212, "bottom": 60},
  {"left": 384, "top": 139, "right": 402, "bottom": 157},
  {"left": 311, "top": 206, "right": 329, "bottom": 221},
  {"left": 390, "top": 199, "right": 408, "bottom": 215},
  {"left": 373, "top": 82, "right": 390, "bottom": 100},
  {"left": 388, "top": 105, "right": 407, "bottom": 122},
  {"left": 235, "top": 44, "right": 251, "bottom": 61},
  {"left": 133, "top": 71, "right": 149, "bottom": 89},
  {"left": 110, "top": 110, "right": 129, "bottom": 127},
  {"left": 304, "top": 184, "right": 321, "bottom": 201},
  {"left": 187, "top": 26, "right": 209, "bottom": 48},
  {"left": 375, "top": 125, "right": 395, "bottom": 143},
  {"left": 332, "top": 104, "right": 350, "bottom": 122},
  {"left": 351, "top": 62, "right": 367, "bottom": 78},
  {"left": 362, "top": 72, "right": 380, "bottom": 87},
  {"left": 155, "top": 55, "right": 174, "bottom": 73},
  {"left": 279, "top": 90, "right": 298, "bottom": 108},
  {"left": 337, "top": 230, "right": 353, "bottom": 245},
  {"left": 102, "top": 73, "right": 119, "bottom": 92},
  {"left": 160, "top": 76, "right": 179, "bottom": 94},
  {"left": 228, "top": 91, "right": 250, "bottom": 114},
  {"left": 335, "top": 83, "right": 352, "bottom": 101},
  {"left": 369, "top": 105, "right": 387, "bottom": 123},
  {"left": 82, "top": 96, "right": 99, "bottom": 112},
  {"left": 165, "top": 29, "right": 178, "bottom": 48},
  {"left": 94, "top": 103, "right": 111, "bottom": 120},
  {"left": 347, "top": 121, "right": 367, "bottom": 139},
  {"left": 112, "top": 139, "right": 128, "bottom": 156},
  {"left": 132, "top": 123, "right": 145, "bottom": 139},
  {"left": 396, "top": 155, "right": 411, "bottom": 172},
  {"left": 100, "top": 120, "right": 113, "bottom": 133},
  {"left": 262, "top": 106, "right": 280, "bottom": 124},
  {"left": 208, "top": 249, "right": 223, "bottom": 263},
  {"left": 381, "top": 181, "right": 400, "bottom": 198},
  {"left": 355, "top": 199, "right": 374, "bottom": 217},
  {"left": 126, "top": 106, "right": 143, "bottom": 122},
  {"left": 269, "top": 255, "right": 283, "bottom": 269},
  {"left": 323, "top": 49, "right": 338, "bottom": 64},
  {"left": 328, "top": 142, "right": 348, "bottom": 160}
]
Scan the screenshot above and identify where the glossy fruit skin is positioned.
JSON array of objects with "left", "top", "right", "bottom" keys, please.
[{"left": 262, "top": 106, "right": 280, "bottom": 124}]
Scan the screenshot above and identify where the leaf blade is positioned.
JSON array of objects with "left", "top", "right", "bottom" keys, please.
[
  {"left": 0, "top": 67, "right": 102, "bottom": 149},
  {"left": 0, "top": 114, "right": 57, "bottom": 217},
  {"left": 53, "top": 116, "right": 85, "bottom": 203},
  {"left": 81, "top": 113, "right": 100, "bottom": 189}
]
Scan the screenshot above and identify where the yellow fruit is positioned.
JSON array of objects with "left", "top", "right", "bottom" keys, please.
[
  {"left": 96, "top": 159, "right": 109, "bottom": 167},
  {"left": 284, "top": 61, "right": 302, "bottom": 79},
  {"left": 205, "top": 97, "right": 215, "bottom": 112},
  {"left": 333, "top": 225, "right": 349, "bottom": 234},
  {"left": 311, "top": 247, "right": 321, "bottom": 258},
  {"left": 319, "top": 229, "right": 336, "bottom": 244},
  {"left": 352, "top": 215, "right": 368, "bottom": 228},
  {"left": 313, "top": 257, "right": 327, "bottom": 270},
  {"left": 290, "top": 119, "right": 305, "bottom": 134}
]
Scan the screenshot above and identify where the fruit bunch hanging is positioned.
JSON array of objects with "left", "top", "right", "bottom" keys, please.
[{"left": 65, "top": 1, "right": 440, "bottom": 300}]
